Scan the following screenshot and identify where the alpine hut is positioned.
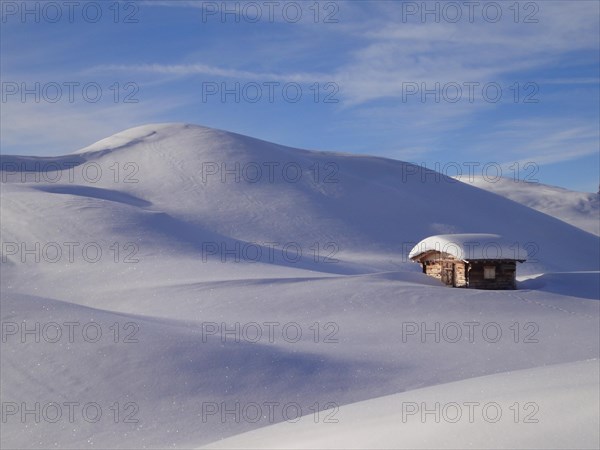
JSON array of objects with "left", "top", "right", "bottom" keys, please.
[{"left": 409, "top": 234, "right": 527, "bottom": 289}]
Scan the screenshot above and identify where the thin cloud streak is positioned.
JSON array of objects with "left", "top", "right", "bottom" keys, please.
[{"left": 86, "top": 63, "right": 330, "bottom": 85}]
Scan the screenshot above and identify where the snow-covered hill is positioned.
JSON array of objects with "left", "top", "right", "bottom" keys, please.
[
  {"left": 456, "top": 175, "right": 599, "bottom": 236},
  {"left": 1, "top": 124, "right": 598, "bottom": 449}
]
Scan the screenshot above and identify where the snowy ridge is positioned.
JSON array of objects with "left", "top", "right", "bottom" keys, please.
[
  {"left": 455, "top": 175, "right": 600, "bottom": 236},
  {"left": 2, "top": 123, "right": 597, "bottom": 275}
]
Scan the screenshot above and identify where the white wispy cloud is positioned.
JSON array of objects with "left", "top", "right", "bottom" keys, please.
[
  {"left": 86, "top": 63, "right": 328, "bottom": 84},
  {"left": 477, "top": 119, "right": 600, "bottom": 166},
  {"left": 540, "top": 78, "right": 600, "bottom": 85},
  {"left": 86, "top": 1, "right": 598, "bottom": 109}
]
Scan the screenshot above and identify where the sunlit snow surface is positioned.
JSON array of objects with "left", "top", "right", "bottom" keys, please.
[{"left": 1, "top": 124, "right": 598, "bottom": 449}]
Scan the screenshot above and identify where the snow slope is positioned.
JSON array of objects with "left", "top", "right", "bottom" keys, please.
[
  {"left": 1, "top": 123, "right": 598, "bottom": 449},
  {"left": 455, "top": 175, "right": 599, "bottom": 236},
  {"left": 205, "top": 359, "right": 600, "bottom": 450}
]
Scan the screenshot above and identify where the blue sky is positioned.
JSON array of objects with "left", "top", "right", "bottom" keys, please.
[{"left": 1, "top": 0, "right": 598, "bottom": 191}]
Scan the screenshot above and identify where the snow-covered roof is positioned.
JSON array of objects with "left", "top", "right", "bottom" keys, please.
[{"left": 409, "top": 233, "right": 528, "bottom": 261}]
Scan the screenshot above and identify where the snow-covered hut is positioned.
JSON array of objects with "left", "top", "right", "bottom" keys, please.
[{"left": 409, "top": 234, "right": 527, "bottom": 289}]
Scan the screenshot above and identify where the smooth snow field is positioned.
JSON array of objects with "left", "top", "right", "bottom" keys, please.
[{"left": 1, "top": 124, "right": 598, "bottom": 449}]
